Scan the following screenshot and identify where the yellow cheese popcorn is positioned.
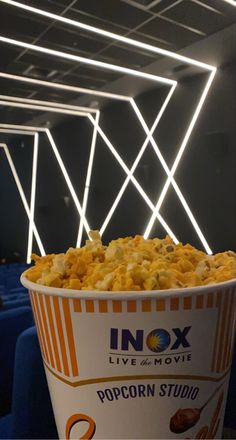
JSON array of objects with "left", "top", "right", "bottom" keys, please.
[{"left": 25, "top": 232, "right": 236, "bottom": 291}]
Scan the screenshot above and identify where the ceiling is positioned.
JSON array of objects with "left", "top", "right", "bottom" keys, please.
[{"left": 0, "top": 0, "right": 236, "bottom": 126}]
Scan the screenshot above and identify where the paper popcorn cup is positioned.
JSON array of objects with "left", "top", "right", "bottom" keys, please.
[{"left": 21, "top": 274, "right": 236, "bottom": 439}]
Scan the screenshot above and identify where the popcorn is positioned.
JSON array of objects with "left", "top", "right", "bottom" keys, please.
[{"left": 25, "top": 232, "right": 236, "bottom": 291}]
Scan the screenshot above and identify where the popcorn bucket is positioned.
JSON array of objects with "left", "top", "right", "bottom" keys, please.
[{"left": 21, "top": 274, "right": 236, "bottom": 439}]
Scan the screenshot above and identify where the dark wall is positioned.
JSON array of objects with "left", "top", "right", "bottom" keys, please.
[{"left": 0, "top": 64, "right": 235, "bottom": 261}]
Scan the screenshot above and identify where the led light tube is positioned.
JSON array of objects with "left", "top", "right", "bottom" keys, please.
[
  {"left": 221, "top": 0, "right": 236, "bottom": 6},
  {"left": 0, "top": 99, "right": 89, "bottom": 116},
  {"left": 0, "top": 72, "right": 131, "bottom": 101},
  {"left": 0, "top": 131, "right": 43, "bottom": 261},
  {"left": 0, "top": 142, "right": 45, "bottom": 257},
  {"left": 0, "top": 124, "right": 50, "bottom": 132},
  {"left": 0, "top": 94, "right": 97, "bottom": 113},
  {"left": 27, "top": 133, "right": 39, "bottom": 263},
  {"left": 46, "top": 129, "right": 91, "bottom": 235},
  {"left": 77, "top": 111, "right": 100, "bottom": 248},
  {"left": 0, "top": 129, "right": 36, "bottom": 135}
]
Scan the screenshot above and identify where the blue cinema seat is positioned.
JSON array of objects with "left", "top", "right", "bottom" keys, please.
[
  {"left": 5, "top": 275, "right": 22, "bottom": 291},
  {"left": 0, "top": 307, "right": 33, "bottom": 417},
  {"left": 1, "top": 293, "right": 28, "bottom": 303},
  {"left": 9, "top": 287, "right": 28, "bottom": 295},
  {"left": 2, "top": 298, "right": 31, "bottom": 311},
  {"left": 0, "top": 327, "right": 58, "bottom": 439}
]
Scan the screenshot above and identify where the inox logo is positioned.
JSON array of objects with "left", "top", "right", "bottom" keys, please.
[{"left": 110, "top": 327, "right": 191, "bottom": 353}]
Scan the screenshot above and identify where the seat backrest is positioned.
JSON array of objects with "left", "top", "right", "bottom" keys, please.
[
  {"left": 2, "top": 298, "right": 31, "bottom": 311},
  {"left": 0, "top": 306, "right": 34, "bottom": 416},
  {"left": 10, "top": 326, "right": 58, "bottom": 439},
  {"left": 5, "top": 276, "right": 21, "bottom": 290}
]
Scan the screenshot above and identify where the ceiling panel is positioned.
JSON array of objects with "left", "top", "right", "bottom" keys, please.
[
  {"left": 72, "top": 64, "right": 121, "bottom": 82},
  {"left": 163, "top": 0, "right": 236, "bottom": 35},
  {"left": 0, "top": 46, "right": 22, "bottom": 70},
  {"left": 99, "top": 43, "right": 158, "bottom": 69},
  {"left": 65, "top": 8, "right": 130, "bottom": 35},
  {"left": 34, "top": 89, "right": 82, "bottom": 102},
  {"left": 129, "top": 30, "right": 174, "bottom": 49},
  {"left": 150, "top": 0, "right": 180, "bottom": 13},
  {"left": 18, "top": 52, "right": 75, "bottom": 75},
  {"left": 138, "top": 15, "right": 201, "bottom": 49},
  {"left": 59, "top": 71, "right": 108, "bottom": 89},
  {"left": 0, "top": 0, "right": 235, "bottom": 127},
  {"left": 0, "top": 107, "right": 42, "bottom": 124},
  {"left": 40, "top": 24, "right": 108, "bottom": 55},
  {"left": 0, "top": 82, "right": 37, "bottom": 98},
  {"left": 0, "top": 4, "right": 50, "bottom": 39},
  {"left": 72, "top": 0, "right": 151, "bottom": 27}
]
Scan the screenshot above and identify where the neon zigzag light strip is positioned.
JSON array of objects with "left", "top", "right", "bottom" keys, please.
[
  {"left": 4, "top": 76, "right": 212, "bottom": 250},
  {"left": 143, "top": 68, "right": 216, "bottom": 241},
  {"left": 77, "top": 111, "right": 100, "bottom": 248},
  {"left": 0, "top": 76, "right": 177, "bottom": 244},
  {"left": 0, "top": 0, "right": 218, "bottom": 252},
  {"left": 0, "top": 140, "right": 45, "bottom": 262},
  {"left": 0, "top": 72, "right": 213, "bottom": 254},
  {"left": 0, "top": 70, "right": 211, "bottom": 254},
  {"left": 0, "top": 125, "right": 96, "bottom": 261},
  {"left": 0, "top": 109, "right": 95, "bottom": 259},
  {"left": 0, "top": 84, "right": 182, "bottom": 247},
  {"left": 0, "top": 130, "right": 41, "bottom": 262},
  {"left": 0, "top": 105, "right": 179, "bottom": 250},
  {"left": 0, "top": 78, "right": 211, "bottom": 255},
  {"left": 0, "top": 72, "right": 131, "bottom": 102}
]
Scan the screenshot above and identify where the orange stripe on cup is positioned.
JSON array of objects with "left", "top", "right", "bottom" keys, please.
[
  {"left": 196, "top": 295, "right": 204, "bottom": 309},
  {"left": 53, "top": 297, "right": 69, "bottom": 377},
  {"left": 225, "top": 293, "right": 236, "bottom": 369},
  {"left": 216, "top": 291, "right": 222, "bottom": 308},
  {"left": 211, "top": 291, "right": 223, "bottom": 372},
  {"left": 38, "top": 294, "right": 55, "bottom": 369},
  {"left": 98, "top": 300, "right": 108, "bottom": 313},
  {"left": 127, "top": 300, "right": 136, "bottom": 312},
  {"left": 112, "top": 300, "right": 122, "bottom": 313},
  {"left": 62, "top": 298, "right": 79, "bottom": 377},
  {"left": 45, "top": 296, "right": 62, "bottom": 373},
  {"left": 33, "top": 292, "right": 50, "bottom": 364},
  {"left": 170, "top": 297, "right": 179, "bottom": 311},
  {"left": 207, "top": 292, "right": 214, "bottom": 308},
  {"left": 85, "top": 300, "right": 94, "bottom": 313},
  {"left": 73, "top": 299, "right": 82, "bottom": 312},
  {"left": 222, "top": 290, "right": 234, "bottom": 371},
  {"left": 216, "top": 292, "right": 230, "bottom": 373},
  {"left": 29, "top": 291, "right": 47, "bottom": 361},
  {"left": 142, "top": 300, "right": 151, "bottom": 312},
  {"left": 156, "top": 299, "right": 165, "bottom": 312},
  {"left": 183, "top": 296, "right": 192, "bottom": 310}
]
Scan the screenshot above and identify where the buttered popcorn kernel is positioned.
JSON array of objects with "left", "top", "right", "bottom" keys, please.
[{"left": 25, "top": 232, "right": 236, "bottom": 290}]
